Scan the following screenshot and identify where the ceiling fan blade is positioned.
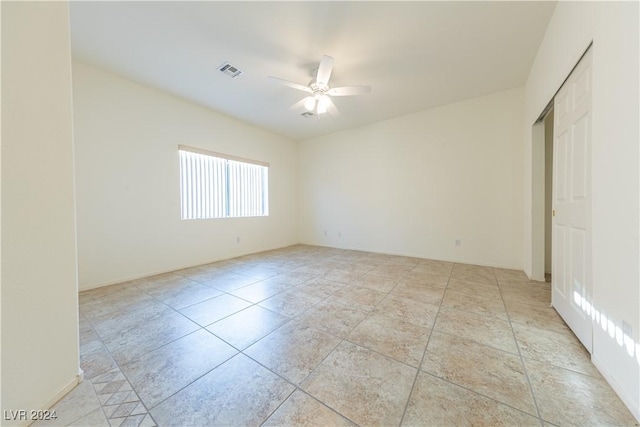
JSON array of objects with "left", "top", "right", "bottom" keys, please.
[
  {"left": 268, "top": 76, "right": 312, "bottom": 93},
  {"left": 326, "top": 97, "right": 340, "bottom": 116},
  {"left": 290, "top": 97, "right": 308, "bottom": 110},
  {"left": 316, "top": 55, "right": 334, "bottom": 86},
  {"left": 327, "top": 85, "right": 372, "bottom": 96}
]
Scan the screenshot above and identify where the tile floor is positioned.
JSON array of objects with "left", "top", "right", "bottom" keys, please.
[{"left": 36, "top": 245, "right": 637, "bottom": 426}]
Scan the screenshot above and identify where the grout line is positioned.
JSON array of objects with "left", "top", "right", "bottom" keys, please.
[
  {"left": 257, "top": 387, "right": 298, "bottom": 427},
  {"left": 418, "top": 370, "right": 543, "bottom": 422},
  {"left": 497, "top": 270, "right": 545, "bottom": 424},
  {"left": 398, "top": 264, "right": 452, "bottom": 426},
  {"left": 79, "top": 248, "right": 591, "bottom": 426}
]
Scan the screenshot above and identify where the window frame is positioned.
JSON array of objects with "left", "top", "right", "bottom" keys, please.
[{"left": 178, "top": 145, "right": 269, "bottom": 220}]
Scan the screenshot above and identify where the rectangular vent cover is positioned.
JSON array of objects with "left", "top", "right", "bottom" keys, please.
[{"left": 218, "top": 62, "right": 243, "bottom": 78}]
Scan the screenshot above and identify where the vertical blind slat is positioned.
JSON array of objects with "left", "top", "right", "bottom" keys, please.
[{"left": 179, "top": 149, "right": 268, "bottom": 219}]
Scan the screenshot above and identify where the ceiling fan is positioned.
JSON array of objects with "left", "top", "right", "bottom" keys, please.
[{"left": 268, "top": 55, "right": 371, "bottom": 116}]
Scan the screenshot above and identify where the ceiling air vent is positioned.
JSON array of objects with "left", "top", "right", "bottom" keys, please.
[
  {"left": 217, "top": 62, "right": 243, "bottom": 78},
  {"left": 301, "top": 112, "right": 314, "bottom": 118}
]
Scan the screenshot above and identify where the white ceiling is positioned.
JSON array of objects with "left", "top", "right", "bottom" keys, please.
[{"left": 70, "top": 1, "right": 556, "bottom": 141}]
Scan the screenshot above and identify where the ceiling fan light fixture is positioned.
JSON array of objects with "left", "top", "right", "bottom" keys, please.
[
  {"left": 269, "top": 54, "right": 371, "bottom": 117},
  {"left": 304, "top": 97, "right": 316, "bottom": 111},
  {"left": 316, "top": 95, "right": 330, "bottom": 114}
]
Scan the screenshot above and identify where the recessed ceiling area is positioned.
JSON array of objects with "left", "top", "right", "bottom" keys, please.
[{"left": 70, "top": 1, "right": 556, "bottom": 141}]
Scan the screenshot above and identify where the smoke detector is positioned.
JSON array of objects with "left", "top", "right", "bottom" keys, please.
[{"left": 217, "top": 62, "right": 243, "bottom": 78}]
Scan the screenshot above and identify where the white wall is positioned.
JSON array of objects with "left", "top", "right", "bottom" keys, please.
[
  {"left": 72, "top": 62, "right": 298, "bottom": 290},
  {"left": 1, "top": 2, "right": 81, "bottom": 423},
  {"left": 523, "top": 1, "right": 640, "bottom": 419},
  {"left": 299, "top": 88, "right": 524, "bottom": 269}
]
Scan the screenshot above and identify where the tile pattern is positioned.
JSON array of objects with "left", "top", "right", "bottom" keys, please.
[
  {"left": 91, "top": 369, "right": 155, "bottom": 427},
  {"left": 42, "top": 245, "right": 636, "bottom": 426}
]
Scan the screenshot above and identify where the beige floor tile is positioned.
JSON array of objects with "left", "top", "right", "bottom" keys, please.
[
  {"left": 88, "top": 300, "right": 174, "bottom": 338},
  {"left": 228, "top": 277, "right": 294, "bottom": 303},
  {"left": 245, "top": 322, "right": 341, "bottom": 384},
  {"left": 102, "top": 311, "right": 200, "bottom": 365},
  {"left": 451, "top": 263, "right": 497, "bottom": 284},
  {"left": 199, "top": 271, "right": 260, "bottom": 292},
  {"left": 335, "top": 261, "right": 378, "bottom": 275},
  {"left": 441, "top": 288, "right": 508, "bottom": 320},
  {"left": 295, "top": 299, "right": 369, "bottom": 338},
  {"left": 323, "top": 268, "right": 366, "bottom": 284},
  {"left": 132, "top": 272, "right": 187, "bottom": 287},
  {"left": 144, "top": 280, "right": 222, "bottom": 310},
  {"left": 179, "top": 294, "right": 252, "bottom": 326},
  {"left": 328, "top": 285, "right": 388, "bottom": 311},
  {"left": 80, "top": 338, "right": 119, "bottom": 380},
  {"left": 505, "top": 301, "right": 571, "bottom": 335},
  {"left": 258, "top": 288, "right": 325, "bottom": 317},
  {"left": 453, "top": 263, "right": 496, "bottom": 275},
  {"left": 350, "top": 272, "right": 399, "bottom": 292},
  {"left": 368, "top": 264, "right": 414, "bottom": 279},
  {"left": 402, "top": 270, "right": 450, "bottom": 287},
  {"left": 498, "top": 277, "right": 550, "bottom": 289},
  {"left": 79, "top": 281, "right": 148, "bottom": 305},
  {"left": 63, "top": 246, "right": 635, "bottom": 426},
  {"left": 150, "top": 354, "right": 295, "bottom": 426},
  {"left": 421, "top": 332, "right": 537, "bottom": 416},
  {"left": 31, "top": 380, "right": 101, "bottom": 427},
  {"left": 206, "top": 305, "right": 290, "bottom": 349},
  {"left": 513, "top": 323, "right": 600, "bottom": 378},
  {"left": 120, "top": 329, "right": 237, "bottom": 409},
  {"left": 447, "top": 278, "right": 502, "bottom": 298},
  {"left": 185, "top": 268, "right": 228, "bottom": 283},
  {"left": 297, "top": 278, "right": 345, "bottom": 299},
  {"left": 228, "top": 264, "right": 284, "bottom": 280},
  {"left": 294, "top": 264, "right": 332, "bottom": 276},
  {"left": 402, "top": 372, "right": 541, "bottom": 426},
  {"left": 68, "top": 407, "right": 110, "bottom": 426},
  {"left": 134, "top": 276, "right": 197, "bottom": 294},
  {"left": 525, "top": 358, "right": 637, "bottom": 426},
  {"left": 171, "top": 264, "right": 207, "bottom": 277},
  {"left": 301, "top": 341, "right": 416, "bottom": 426},
  {"left": 412, "top": 259, "right": 454, "bottom": 277},
  {"left": 272, "top": 270, "right": 318, "bottom": 285},
  {"left": 501, "top": 282, "right": 551, "bottom": 307},
  {"left": 494, "top": 267, "right": 530, "bottom": 282},
  {"left": 434, "top": 307, "right": 518, "bottom": 353},
  {"left": 374, "top": 295, "right": 440, "bottom": 328},
  {"left": 347, "top": 312, "right": 430, "bottom": 367},
  {"left": 390, "top": 281, "right": 446, "bottom": 305},
  {"left": 263, "top": 390, "right": 356, "bottom": 427},
  {"left": 80, "top": 287, "right": 153, "bottom": 317},
  {"left": 79, "top": 313, "right": 99, "bottom": 347}
]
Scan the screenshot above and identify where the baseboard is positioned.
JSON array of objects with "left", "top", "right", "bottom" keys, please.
[
  {"left": 592, "top": 355, "right": 640, "bottom": 423},
  {"left": 23, "top": 374, "right": 82, "bottom": 427},
  {"left": 79, "top": 241, "right": 528, "bottom": 292},
  {"left": 78, "top": 242, "right": 302, "bottom": 291},
  {"left": 300, "top": 242, "right": 525, "bottom": 272}
]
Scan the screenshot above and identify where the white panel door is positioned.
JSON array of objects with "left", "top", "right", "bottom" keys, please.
[{"left": 552, "top": 47, "right": 592, "bottom": 352}]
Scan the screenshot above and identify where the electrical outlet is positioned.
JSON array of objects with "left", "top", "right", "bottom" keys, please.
[
  {"left": 455, "top": 239, "right": 461, "bottom": 246},
  {"left": 338, "top": 232, "right": 342, "bottom": 237},
  {"left": 324, "top": 230, "right": 327, "bottom": 236},
  {"left": 236, "top": 236, "right": 240, "bottom": 243}
]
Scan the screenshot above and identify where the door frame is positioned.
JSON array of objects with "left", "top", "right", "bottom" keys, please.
[{"left": 530, "top": 43, "right": 594, "bottom": 286}]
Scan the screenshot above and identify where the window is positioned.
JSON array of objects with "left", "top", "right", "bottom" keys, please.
[{"left": 178, "top": 145, "right": 269, "bottom": 219}]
